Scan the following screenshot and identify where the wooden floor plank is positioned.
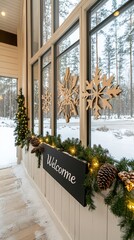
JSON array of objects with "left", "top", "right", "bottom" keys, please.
[{"left": 0, "top": 167, "right": 48, "bottom": 240}]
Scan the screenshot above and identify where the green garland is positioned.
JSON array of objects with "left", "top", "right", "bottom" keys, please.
[{"left": 18, "top": 130, "right": 134, "bottom": 240}]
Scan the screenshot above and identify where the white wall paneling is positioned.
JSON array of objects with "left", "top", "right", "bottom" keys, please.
[
  {"left": 0, "top": 43, "right": 18, "bottom": 78},
  {"left": 22, "top": 147, "right": 122, "bottom": 240}
]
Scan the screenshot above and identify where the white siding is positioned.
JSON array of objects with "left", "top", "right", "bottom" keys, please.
[
  {"left": 0, "top": 43, "right": 18, "bottom": 78},
  {"left": 22, "top": 147, "right": 122, "bottom": 240}
]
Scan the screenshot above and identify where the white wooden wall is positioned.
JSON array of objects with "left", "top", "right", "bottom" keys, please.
[
  {"left": 0, "top": 42, "right": 18, "bottom": 78},
  {"left": 22, "top": 147, "right": 122, "bottom": 240}
]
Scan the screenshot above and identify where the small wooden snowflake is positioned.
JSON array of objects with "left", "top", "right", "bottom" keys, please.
[
  {"left": 58, "top": 67, "right": 79, "bottom": 123},
  {"left": 42, "top": 88, "right": 52, "bottom": 114}
]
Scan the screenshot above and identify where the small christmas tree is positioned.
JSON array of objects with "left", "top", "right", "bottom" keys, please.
[{"left": 14, "top": 88, "right": 30, "bottom": 148}]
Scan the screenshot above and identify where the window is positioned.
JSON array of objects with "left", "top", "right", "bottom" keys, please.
[
  {"left": 32, "top": 61, "right": 39, "bottom": 135},
  {"left": 41, "top": 50, "right": 52, "bottom": 135},
  {"left": 0, "top": 77, "right": 17, "bottom": 119},
  {"left": 54, "top": 0, "right": 81, "bottom": 30},
  {"left": 55, "top": 24, "right": 80, "bottom": 140},
  {"left": 88, "top": 0, "right": 134, "bottom": 160},
  {"left": 41, "top": 0, "right": 52, "bottom": 46},
  {"left": 31, "top": 0, "right": 40, "bottom": 56}
]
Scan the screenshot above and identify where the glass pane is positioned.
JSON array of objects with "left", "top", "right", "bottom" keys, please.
[
  {"left": 56, "top": 26, "right": 79, "bottom": 55},
  {"left": 42, "top": 50, "right": 51, "bottom": 67},
  {"left": 31, "top": 0, "right": 40, "bottom": 56},
  {"left": 0, "top": 76, "right": 17, "bottom": 167},
  {"left": 56, "top": 44, "right": 80, "bottom": 140},
  {"left": 91, "top": 0, "right": 129, "bottom": 30},
  {"left": 32, "top": 61, "right": 39, "bottom": 135},
  {"left": 90, "top": 5, "right": 134, "bottom": 160},
  {"left": 41, "top": 0, "right": 52, "bottom": 45},
  {"left": 0, "top": 77, "right": 17, "bottom": 119},
  {"left": 42, "top": 52, "right": 52, "bottom": 135},
  {"left": 56, "top": 0, "right": 81, "bottom": 29}
]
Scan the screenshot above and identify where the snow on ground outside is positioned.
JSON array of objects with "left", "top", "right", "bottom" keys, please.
[
  {"left": 43, "top": 116, "right": 134, "bottom": 161},
  {"left": 0, "top": 116, "right": 134, "bottom": 168},
  {"left": 0, "top": 118, "right": 17, "bottom": 168}
]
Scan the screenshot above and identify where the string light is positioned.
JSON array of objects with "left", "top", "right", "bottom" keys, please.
[
  {"left": 127, "top": 200, "right": 134, "bottom": 212},
  {"left": 126, "top": 182, "right": 134, "bottom": 192},
  {"left": 45, "top": 137, "right": 49, "bottom": 143},
  {"left": 39, "top": 138, "right": 43, "bottom": 143},
  {"left": 69, "top": 146, "right": 76, "bottom": 155},
  {"left": 52, "top": 142, "right": 56, "bottom": 148},
  {"left": 92, "top": 157, "right": 99, "bottom": 169},
  {"left": 90, "top": 168, "right": 94, "bottom": 174}
]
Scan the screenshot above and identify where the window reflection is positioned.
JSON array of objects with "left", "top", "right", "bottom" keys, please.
[
  {"left": 31, "top": 0, "right": 40, "bottom": 56},
  {"left": 56, "top": 26, "right": 80, "bottom": 140},
  {"left": 41, "top": 0, "right": 52, "bottom": 46},
  {"left": 42, "top": 50, "right": 52, "bottom": 135},
  {"left": 32, "top": 61, "right": 39, "bottom": 135},
  {"left": 55, "top": 0, "right": 81, "bottom": 29},
  {"left": 90, "top": 3, "right": 134, "bottom": 160}
]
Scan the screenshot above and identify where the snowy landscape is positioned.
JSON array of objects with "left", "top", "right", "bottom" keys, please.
[
  {"left": 43, "top": 116, "right": 134, "bottom": 161},
  {"left": 0, "top": 116, "right": 134, "bottom": 169},
  {"left": 0, "top": 118, "right": 17, "bottom": 168}
]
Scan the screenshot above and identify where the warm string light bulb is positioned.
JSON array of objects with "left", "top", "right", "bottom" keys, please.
[
  {"left": 90, "top": 168, "right": 94, "bottom": 174},
  {"left": 39, "top": 138, "right": 43, "bottom": 143},
  {"left": 52, "top": 142, "right": 56, "bottom": 148},
  {"left": 127, "top": 200, "right": 134, "bottom": 212},
  {"left": 45, "top": 137, "right": 49, "bottom": 143},
  {"left": 70, "top": 146, "right": 76, "bottom": 155},
  {"left": 92, "top": 157, "right": 99, "bottom": 169},
  {"left": 126, "top": 182, "right": 134, "bottom": 192}
]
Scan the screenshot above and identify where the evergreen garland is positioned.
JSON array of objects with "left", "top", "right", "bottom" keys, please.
[
  {"left": 14, "top": 88, "right": 30, "bottom": 148},
  {"left": 24, "top": 132, "right": 134, "bottom": 240}
]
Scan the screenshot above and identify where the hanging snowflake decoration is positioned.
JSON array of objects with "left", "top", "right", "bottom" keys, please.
[
  {"left": 58, "top": 67, "right": 79, "bottom": 123},
  {"left": 42, "top": 88, "right": 52, "bottom": 114},
  {"left": 82, "top": 66, "right": 122, "bottom": 119}
]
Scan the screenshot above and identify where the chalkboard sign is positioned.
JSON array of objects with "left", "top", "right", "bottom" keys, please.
[{"left": 43, "top": 144, "right": 88, "bottom": 206}]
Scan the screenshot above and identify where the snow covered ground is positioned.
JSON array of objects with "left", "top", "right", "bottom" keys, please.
[
  {"left": 0, "top": 116, "right": 134, "bottom": 169},
  {"left": 0, "top": 118, "right": 17, "bottom": 168}
]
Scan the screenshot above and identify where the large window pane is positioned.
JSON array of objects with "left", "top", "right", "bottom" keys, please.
[
  {"left": 89, "top": 2, "right": 134, "bottom": 160},
  {"left": 41, "top": 0, "right": 52, "bottom": 46},
  {"left": 56, "top": 26, "right": 79, "bottom": 55},
  {"left": 42, "top": 50, "right": 52, "bottom": 135},
  {"left": 32, "top": 61, "right": 39, "bottom": 135},
  {"left": 0, "top": 76, "right": 17, "bottom": 167},
  {"left": 0, "top": 77, "right": 17, "bottom": 119},
  {"left": 56, "top": 26, "right": 80, "bottom": 140},
  {"left": 91, "top": 0, "right": 130, "bottom": 30},
  {"left": 31, "top": 0, "right": 40, "bottom": 56},
  {"left": 55, "top": 0, "right": 81, "bottom": 29}
]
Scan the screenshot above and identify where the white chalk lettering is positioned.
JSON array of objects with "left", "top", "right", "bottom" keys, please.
[{"left": 46, "top": 154, "right": 76, "bottom": 184}]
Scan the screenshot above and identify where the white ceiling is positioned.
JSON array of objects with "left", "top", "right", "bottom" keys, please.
[{"left": 0, "top": 0, "right": 22, "bottom": 34}]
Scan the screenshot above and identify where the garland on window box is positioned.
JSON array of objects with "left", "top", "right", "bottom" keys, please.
[
  {"left": 25, "top": 132, "right": 134, "bottom": 240},
  {"left": 14, "top": 88, "right": 30, "bottom": 148}
]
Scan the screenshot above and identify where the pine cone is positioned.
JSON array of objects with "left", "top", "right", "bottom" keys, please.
[
  {"left": 30, "top": 137, "right": 40, "bottom": 147},
  {"left": 97, "top": 163, "right": 117, "bottom": 190}
]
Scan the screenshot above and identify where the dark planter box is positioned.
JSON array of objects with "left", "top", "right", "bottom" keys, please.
[{"left": 43, "top": 144, "right": 88, "bottom": 206}]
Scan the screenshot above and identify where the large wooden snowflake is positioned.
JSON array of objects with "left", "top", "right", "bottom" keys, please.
[
  {"left": 82, "top": 66, "right": 122, "bottom": 119},
  {"left": 58, "top": 67, "right": 79, "bottom": 123},
  {"left": 42, "top": 88, "right": 52, "bottom": 114}
]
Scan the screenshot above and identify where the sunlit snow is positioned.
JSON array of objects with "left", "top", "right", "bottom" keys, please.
[{"left": 0, "top": 116, "right": 134, "bottom": 169}]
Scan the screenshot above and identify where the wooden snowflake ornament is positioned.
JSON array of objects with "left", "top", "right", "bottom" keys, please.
[
  {"left": 82, "top": 66, "right": 122, "bottom": 119},
  {"left": 42, "top": 88, "right": 52, "bottom": 114},
  {"left": 58, "top": 67, "right": 79, "bottom": 123}
]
